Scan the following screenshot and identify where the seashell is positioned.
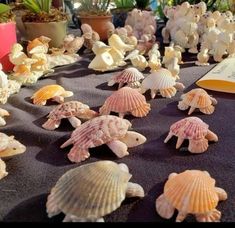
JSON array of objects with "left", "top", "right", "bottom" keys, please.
[
  {"left": 31, "top": 85, "right": 73, "bottom": 106},
  {"left": 81, "top": 24, "right": 93, "bottom": 34},
  {"left": 155, "top": 170, "right": 227, "bottom": 222},
  {"left": 60, "top": 115, "right": 146, "bottom": 163},
  {"left": 92, "top": 41, "right": 112, "bottom": 55},
  {"left": 108, "top": 67, "right": 144, "bottom": 89},
  {"left": 141, "top": 68, "right": 185, "bottom": 99},
  {"left": 0, "top": 133, "right": 26, "bottom": 158},
  {"left": 63, "top": 35, "right": 84, "bottom": 54},
  {"left": 99, "top": 87, "right": 150, "bottom": 118},
  {"left": 109, "top": 48, "right": 126, "bottom": 67},
  {"left": 27, "top": 36, "right": 51, "bottom": 55},
  {"left": 178, "top": 88, "right": 217, "bottom": 115},
  {"left": 9, "top": 43, "right": 28, "bottom": 66},
  {"left": 46, "top": 160, "right": 145, "bottom": 222},
  {"left": 0, "top": 108, "right": 9, "bottom": 127},
  {"left": 0, "top": 158, "right": 8, "bottom": 180},
  {"left": 0, "top": 64, "right": 9, "bottom": 88},
  {"left": 164, "top": 117, "right": 218, "bottom": 154},
  {"left": 42, "top": 101, "right": 98, "bottom": 130},
  {"left": 196, "top": 48, "right": 210, "bottom": 66}
]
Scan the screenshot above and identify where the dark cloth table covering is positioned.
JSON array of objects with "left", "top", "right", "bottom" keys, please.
[{"left": 0, "top": 52, "right": 235, "bottom": 222}]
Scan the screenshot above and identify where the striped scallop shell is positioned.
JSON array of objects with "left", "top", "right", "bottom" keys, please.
[
  {"left": 99, "top": 87, "right": 150, "bottom": 117},
  {"left": 47, "top": 161, "right": 131, "bottom": 219},
  {"left": 169, "top": 117, "right": 209, "bottom": 140},
  {"left": 180, "top": 88, "right": 216, "bottom": 108},
  {"left": 112, "top": 68, "right": 144, "bottom": 84},
  {"left": 164, "top": 170, "right": 219, "bottom": 214},
  {"left": 142, "top": 68, "right": 176, "bottom": 90}
]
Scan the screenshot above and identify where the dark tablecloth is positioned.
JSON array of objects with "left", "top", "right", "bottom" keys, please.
[{"left": 0, "top": 52, "right": 235, "bottom": 222}]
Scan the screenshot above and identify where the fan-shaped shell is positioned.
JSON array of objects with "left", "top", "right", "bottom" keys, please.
[
  {"left": 168, "top": 117, "right": 208, "bottom": 140},
  {"left": 47, "top": 161, "right": 131, "bottom": 219},
  {"left": 164, "top": 170, "right": 219, "bottom": 214},
  {"left": 180, "top": 88, "right": 215, "bottom": 108},
  {"left": 99, "top": 87, "right": 150, "bottom": 117},
  {"left": 142, "top": 68, "right": 176, "bottom": 90},
  {"left": 66, "top": 115, "right": 131, "bottom": 149}
]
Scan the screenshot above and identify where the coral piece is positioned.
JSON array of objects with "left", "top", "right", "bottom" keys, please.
[
  {"left": 0, "top": 158, "right": 8, "bottom": 180},
  {"left": 156, "top": 170, "right": 227, "bottom": 222},
  {"left": 46, "top": 161, "right": 144, "bottom": 222},
  {"left": 178, "top": 88, "right": 217, "bottom": 115},
  {"left": 31, "top": 85, "right": 73, "bottom": 106},
  {"left": 99, "top": 87, "right": 150, "bottom": 118},
  {"left": 63, "top": 34, "right": 84, "bottom": 54},
  {"left": 42, "top": 101, "right": 98, "bottom": 130},
  {"left": 60, "top": 115, "right": 146, "bottom": 163},
  {"left": 164, "top": 117, "right": 218, "bottom": 154},
  {"left": 0, "top": 108, "right": 9, "bottom": 126},
  {"left": 108, "top": 67, "right": 144, "bottom": 89},
  {"left": 141, "top": 68, "right": 185, "bottom": 99}
]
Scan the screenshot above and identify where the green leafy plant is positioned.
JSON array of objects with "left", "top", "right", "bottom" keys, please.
[
  {"left": 23, "top": 0, "right": 52, "bottom": 13},
  {"left": 78, "top": 0, "right": 111, "bottom": 16},
  {"left": 0, "top": 3, "right": 14, "bottom": 23},
  {"left": 114, "top": 0, "right": 135, "bottom": 9}
]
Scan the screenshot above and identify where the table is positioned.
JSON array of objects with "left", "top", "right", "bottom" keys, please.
[{"left": 0, "top": 52, "right": 235, "bottom": 222}]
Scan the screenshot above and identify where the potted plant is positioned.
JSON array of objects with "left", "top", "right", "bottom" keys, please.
[
  {"left": 22, "top": 0, "right": 68, "bottom": 47},
  {"left": 77, "top": 0, "right": 112, "bottom": 41},
  {"left": 0, "top": 3, "right": 17, "bottom": 72},
  {"left": 111, "top": 0, "right": 135, "bottom": 28}
]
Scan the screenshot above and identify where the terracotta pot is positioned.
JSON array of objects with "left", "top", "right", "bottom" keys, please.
[
  {"left": 0, "top": 22, "right": 17, "bottom": 72},
  {"left": 79, "top": 15, "right": 112, "bottom": 41},
  {"left": 23, "top": 20, "right": 68, "bottom": 48}
]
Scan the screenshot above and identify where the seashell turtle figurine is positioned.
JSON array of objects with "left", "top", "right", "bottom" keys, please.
[
  {"left": 99, "top": 87, "right": 151, "bottom": 118},
  {"left": 0, "top": 132, "right": 26, "bottom": 158},
  {"left": 0, "top": 108, "right": 9, "bottom": 127},
  {"left": 42, "top": 101, "right": 98, "bottom": 130},
  {"left": 31, "top": 85, "right": 73, "bottom": 105},
  {"left": 141, "top": 68, "right": 185, "bottom": 99},
  {"left": 178, "top": 88, "right": 217, "bottom": 115},
  {"left": 164, "top": 117, "right": 218, "bottom": 154},
  {"left": 0, "top": 158, "right": 8, "bottom": 180},
  {"left": 155, "top": 170, "right": 227, "bottom": 222},
  {"left": 108, "top": 67, "right": 144, "bottom": 89},
  {"left": 46, "top": 160, "right": 145, "bottom": 222},
  {"left": 60, "top": 115, "right": 146, "bottom": 163}
]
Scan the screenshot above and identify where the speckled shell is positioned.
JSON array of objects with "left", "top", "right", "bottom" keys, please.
[
  {"left": 164, "top": 170, "right": 219, "bottom": 214},
  {"left": 108, "top": 68, "right": 144, "bottom": 86},
  {"left": 142, "top": 68, "right": 176, "bottom": 90},
  {"left": 0, "top": 158, "right": 8, "bottom": 180},
  {"left": 99, "top": 87, "right": 150, "bottom": 117},
  {"left": 46, "top": 161, "right": 131, "bottom": 219},
  {"left": 63, "top": 115, "right": 131, "bottom": 149},
  {"left": 31, "top": 85, "right": 73, "bottom": 105}
]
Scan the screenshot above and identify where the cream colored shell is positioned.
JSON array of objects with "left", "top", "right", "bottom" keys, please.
[{"left": 0, "top": 158, "right": 8, "bottom": 180}]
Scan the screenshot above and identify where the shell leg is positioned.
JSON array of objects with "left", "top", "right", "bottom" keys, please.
[
  {"left": 160, "top": 87, "right": 177, "bottom": 98},
  {"left": 175, "top": 82, "right": 185, "bottom": 91},
  {"left": 118, "top": 113, "right": 126, "bottom": 118},
  {"left": 164, "top": 132, "right": 174, "bottom": 143},
  {"left": 46, "top": 188, "right": 62, "bottom": 218},
  {"left": 68, "top": 117, "right": 81, "bottom": 128},
  {"left": 156, "top": 194, "right": 175, "bottom": 219},
  {"left": 188, "top": 106, "right": 196, "bottom": 115},
  {"left": 52, "top": 96, "right": 64, "bottom": 104},
  {"left": 199, "top": 105, "right": 215, "bottom": 115},
  {"left": 118, "top": 82, "right": 124, "bottom": 89},
  {"left": 178, "top": 101, "right": 189, "bottom": 111},
  {"left": 215, "top": 187, "right": 227, "bottom": 201},
  {"left": 42, "top": 119, "right": 61, "bottom": 130},
  {"left": 176, "top": 211, "right": 187, "bottom": 222},
  {"left": 188, "top": 138, "right": 209, "bottom": 153},
  {"left": 63, "top": 215, "right": 104, "bottom": 222},
  {"left": 176, "top": 137, "right": 184, "bottom": 149},
  {"left": 205, "top": 130, "right": 218, "bottom": 142},
  {"left": 188, "top": 47, "right": 198, "bottom": 54},
  {"left": 131, "top": 103, "right": 151, "bottom": 117},
  {"left": 196, "top": 209, "right": 221, "bottom": 222},
  {"left": 0, "top": 158, "right": 8, "bottom": 180},
  {"left": 126, "top": 182, "right": 144, "bottom": 198},
  {"left": 151, "top": 89, "right": 157, "bottom": 99},
  {"left": 210, "top": 97, "right": 217, "bottom": 105},
  {"left": 0, "top": 116, "right": 6, "bottom": 126},
  {"left": 67, "top": 146, "right": 90, "bottom": 163},
  {"left": 107, "top": 140, "right": 129, "bottom": 158}
]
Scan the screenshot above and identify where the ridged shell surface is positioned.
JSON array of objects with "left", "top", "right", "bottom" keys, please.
[
  {"left": 142, "top": 68, "right": 175, "bottom": 90},
  {"left": 169, "top": 117, "right": 209, "bottom": 140},
  {"left": 49, "top": 161, "right": 131, "bottom": 219},
  {"left": 69, "top": 115, "right": 131, "bottom": 148},
  {"left": 164, "top": 170, "right": 219, "bottom": 213},
  {"left": 181, "top": 89, "right": 213, "bottom": 108},
  {"left": 100, "top": 87, "right": 149, "bottom": 114},
  {"left": 113, "top": 68, "right": 144, "bottom": 83}
]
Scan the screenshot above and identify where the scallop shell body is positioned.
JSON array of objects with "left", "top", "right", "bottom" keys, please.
[
  {"left": 31, "top": 85, "right": 71, "bottom": 105},
  {"left": 142, "top": 68, "right": 176, "bottom": 90},
  {"left": 110, "top": 68, "right": 144, "bottom": 85},
  {"left": 99, "top": 87, "right": 150, "bottom": 117},
  {"left": 66, "top": 115, "right": 132, "bottom": 149},
  {"left": 0, "top": 158, "right": 8, "bottom": 180},
  {"left": 168, "top": 117, "right": 209, "bottom": 140},
  {"left": 47, "top": 161, "right": 131, "bottom": 219},
  {"left": 164, "top": 170, "right": 219, "bottom": 214}
]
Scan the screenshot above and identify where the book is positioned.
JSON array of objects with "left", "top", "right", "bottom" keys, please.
[{"left": 196, "top": 57, "right": 235, "bottom": 93}]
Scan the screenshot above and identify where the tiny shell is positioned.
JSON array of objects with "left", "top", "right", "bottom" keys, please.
[
  {"left": 99, "top": 87, "right": 150, "bottom": 118},
  {"left": 178, "top": 88, "right": 217, "bottom": 115},
  {"left": 164, "top": 117, "right": 218, "bottom": 153},
  {"left": 0, "top": 158, "right": 8, "bottom": 180},
  {"left": 46, "top": 161, "right": 144, "bottom": 221},
  {"left": 108, "top": 67, "right": 144, "bottom": 89},
  {"left": 156, "top": 170, "right": 227, "bottom": 222},
  {"left": 0, "top": 108, "right": 9, "bottom": 127},
  {"left": 31, "top": 85, "right": 73, "bottom": 105}
]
